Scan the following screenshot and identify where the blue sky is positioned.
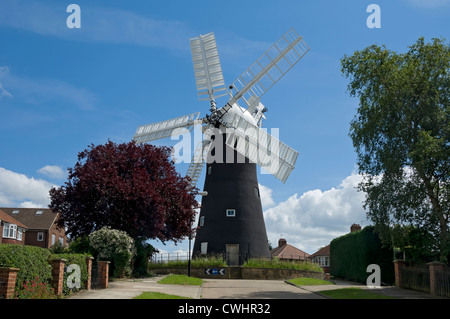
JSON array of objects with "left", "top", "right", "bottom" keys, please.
[{"left": 0, "top": 0, "right": 449, "bottom": 255}]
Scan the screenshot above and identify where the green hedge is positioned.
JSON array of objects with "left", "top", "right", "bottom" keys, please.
[
  {"left": 0, "top": 244, "right": 52, "bottom": 291},
  {"left": 330, "top": 226, "right": 395, "bottom": 284},
  {"left": 50, "top": 253, "right": 91, "bottom": 295}
]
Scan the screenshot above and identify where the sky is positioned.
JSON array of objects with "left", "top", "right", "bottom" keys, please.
[{"left": 0, "top": 0, "right": 449, "bottom": 256}]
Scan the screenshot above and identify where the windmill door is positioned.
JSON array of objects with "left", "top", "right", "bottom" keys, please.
[{"left": 226, "top": 244, "right": 239, "bottom": 266}]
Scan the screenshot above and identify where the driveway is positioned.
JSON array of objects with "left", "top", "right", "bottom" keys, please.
[
  {"left": 68, "top": 276, "right": 438, "bottom": 299},
  {"left": 200, "top": 279, "right": 324, "bottom": 299}
]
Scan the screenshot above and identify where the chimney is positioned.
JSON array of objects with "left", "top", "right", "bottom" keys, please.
[
  {"left": 278, "top": 238, "right": 287, "bottom": 247},
  {"left": 350, "top": 224, "right": 361, "bottom": 233}
]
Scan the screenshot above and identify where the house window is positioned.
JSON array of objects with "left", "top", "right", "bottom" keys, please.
[
  {"left": 35, "top": 210, "right": 43, "bottom": 215},
  {"left": 226, "top": 209, "right": 236, "bottom": 217},
  {"left": 17, "top": 228, "right": 23, "bottom": 241},
  {"left": 37, "top": 232, "right": 44, "bottom": 241},
  {"left": 58, "top": 237, "right": 64, "bottom": 246},
  {"left": 12, "top": 210, "right": 20, "bottom": 214},
  {"left": 52, "top": 234, "right": 56, "bottom": 245},
  {"left": 3, "top": 223, "right": 17, "bottom": 239},
  {"left": 208, "top": 166, "right": 212, "bottom": 175},
  {"left": 199, "top": 216, "right": 205, "bottom": 227}
]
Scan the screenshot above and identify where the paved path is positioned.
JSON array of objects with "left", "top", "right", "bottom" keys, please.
[
  {"left": 200, "top": 279, "right": 324, "bottom": 299},
  {"left": 68, "top": 276, "right": 440, "bottom": 299},
  {"left": 69, "top": 276, "right": 201, "bottom": 299}
]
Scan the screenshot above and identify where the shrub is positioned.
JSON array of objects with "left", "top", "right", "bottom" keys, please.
[
  {"left": 50, "top": 253, "right": 91, "bottom": 295},
  {"left": 0, "top": 244, "right": 52, "bottom": 294},
  {"left": 89, "top": 227, "right": 135, "bottom": 277},
  {"left": 243, "top": 258, "right": 324, "bottom": 272},
  {"left": 14, "top": 276, "right": 56, "bottom": 299}
]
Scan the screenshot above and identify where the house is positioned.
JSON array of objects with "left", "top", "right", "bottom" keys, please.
[
  {"left": 0, "top": 209, "right": 28, "bottom": 245},
  {"left": 309, "top": 244, "right": 330, "bottom": 273},
  {"left": 270, "top": 238, "right": 310, "bottom": 261},
  {"left": 0, "top": 207, "right": 68, "bottom": 249},
  {"left": 308, "top": 224, "right": 362, "bottom": 273}
]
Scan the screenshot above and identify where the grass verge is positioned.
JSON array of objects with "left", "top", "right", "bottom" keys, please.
[
  {"left": 157, "top": 274, "right": 203, "bottom": 286},
  {"left": 319, "top": 287, "right": 396, "bottom": 299},
  {"left": 133, "top": 292, "right": 193, "bottom": 299}
]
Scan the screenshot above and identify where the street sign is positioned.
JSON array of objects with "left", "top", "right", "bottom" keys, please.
[{"left": 205, "top": 268, "right": 226, "bottom": 275}]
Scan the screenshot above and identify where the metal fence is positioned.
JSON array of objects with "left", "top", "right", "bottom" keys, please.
[
  {"left": 151, "top": 252, "right": 319, "bottom": 266},
  {"left": 435, "top": 267, "right": 450, "bottom": 298},
  {"left": 151, "top": 252, "right": 191, "bottom": 263},
  {"left": 401, "top": 267, "right": 430, "bottom": 293}
]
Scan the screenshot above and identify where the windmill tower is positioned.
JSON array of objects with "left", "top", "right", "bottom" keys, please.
[{"left": 132, "top": 29, "right": 310, "bottom": 265}]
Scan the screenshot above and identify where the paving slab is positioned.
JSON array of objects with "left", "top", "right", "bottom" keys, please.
[
  {"left": 200, "top": 279, "right": 325, "bottom": 299},
  {"left": 68, "top": 275, "right": 201, "bottom": 299}
]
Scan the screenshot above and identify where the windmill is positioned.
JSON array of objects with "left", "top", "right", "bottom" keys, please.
[{"left": 132, "top": 28, "right": 310, "bottom": 265}]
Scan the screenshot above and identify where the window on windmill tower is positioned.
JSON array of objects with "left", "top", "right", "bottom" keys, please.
[
  {"left": 226, "top": 209, "right": 236, "bottom": 217},
  {"left": 254, "top": 187, "right": 260, "bottom": 198},
  {"left": 200, "top": 216, "right": 205, "bottom": 226}
]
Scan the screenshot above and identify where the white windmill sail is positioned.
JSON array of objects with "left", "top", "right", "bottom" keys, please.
[
  {"left": 190, "top": 32, "right": 227, "bottom": 103},
  {"left": 217, "top": 28, "right": 310, "bottom": 117},
  {"left": 133, "top": 112, "right": 201, "bottom": 144},
  {"left": 224, "top": 113, "right": 299, "bottom": 183}
]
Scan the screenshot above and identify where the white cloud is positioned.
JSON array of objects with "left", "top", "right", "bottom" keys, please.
[
  {"left": 0, "top": 83, "right": 12, "bottom": 99},
  {"left": 263, "top": 172, "right": 368, "bottom": 254},
  {"left": 259, "top": 183, "right": 275, "bottom": 209},
  {"left": 0, "top": 167, "right": 56, "bottom": 208},
  {"left": 0, "top": 66, "right": 98, "bottom": 110},
  {"left": 37, "top": 165, "right": 66, "bottom": 180}
]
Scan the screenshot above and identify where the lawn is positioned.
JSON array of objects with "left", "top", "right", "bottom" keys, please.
[
  {"left": 287, "top": 277, "right": 334, "bottom": 286},
  {"left": 319, "top": 288, "right": 396, "bottom": 299},
  {"left": 157, "top": 274, "right": 203, "bottom": 286},
  {"left": 133, "top": 292, "right": 193, "bottom": 299}
]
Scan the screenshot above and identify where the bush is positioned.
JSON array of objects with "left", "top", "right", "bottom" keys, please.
[
  {"left": 89, "top": 227, "right": 135, "bottom": 278},
  {"left": 14, "top": 275, "right": 56, "bottom": 299},
  {"left": 50, "top": 253, "right": 91, "bottom": 295},
  {"left": 243, "top": 258, "right": 324, "bottom": 272},
  {"left": 0, "top": 244, "right": 52, "bottom": 294}
]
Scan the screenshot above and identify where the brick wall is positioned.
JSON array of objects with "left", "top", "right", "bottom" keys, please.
[{"left": 0, "top": 267, "right": 19, "bottom": 299}]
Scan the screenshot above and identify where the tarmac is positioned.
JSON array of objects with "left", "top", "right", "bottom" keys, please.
[{"left": 68, "top": 275, "right": 441, "bottom": 300}]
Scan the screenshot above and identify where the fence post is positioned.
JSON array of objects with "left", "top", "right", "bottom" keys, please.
[
  {"left": 427, "top": 261, "right": 445, "bottom": 297},
  {"left": 98, "top": 261, "right": 110, "bottom": 289},
  {"left": 0, "top": 267, "right": 19, "bottom": 299},
  {"left": 85, "top": 256, "right": 94, "bottom": 290},
  {"left": 393, "top": 259, "right": 406, "bottom": 288},
  {"left": 51, "top": 258, "right": 66, "bottom": 296}
]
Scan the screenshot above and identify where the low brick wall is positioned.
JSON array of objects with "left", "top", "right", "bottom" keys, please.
[{"left": 150, "top": 267, "right": 324, "bottom": 280}]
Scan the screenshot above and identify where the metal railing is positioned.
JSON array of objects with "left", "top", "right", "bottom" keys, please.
[
  {"left": 435, "top": 267, "right": 450, "bottom": 298},
  {"left": 401, "top": 267, "right": 430, "bottom": 293}
]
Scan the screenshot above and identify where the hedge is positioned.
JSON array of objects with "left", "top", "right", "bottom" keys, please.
[
  {"left": 330, "top": 226, "right": 395, "bottom": 285},
  {"left": 50, "top": 253, "right": 91, "bottom": 295},
  {"left": 0, "top": 244, "right": 52, "bottom": 292}
]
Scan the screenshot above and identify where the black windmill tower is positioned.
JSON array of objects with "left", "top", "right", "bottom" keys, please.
[{"left": 133, "top": 29, "right": 310, "bottom": 265}]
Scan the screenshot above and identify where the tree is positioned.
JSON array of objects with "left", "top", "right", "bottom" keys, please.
[
  {"left": 49, "top": 141, "right": 198, "bottom": 244},
  {"left": 341, "top": 37, "right": 449, "bottom": 262}
]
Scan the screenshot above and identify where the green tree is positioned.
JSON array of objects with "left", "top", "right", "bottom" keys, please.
[{"left": 341, "top": 37, "right": 449, "bottom": 262}]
